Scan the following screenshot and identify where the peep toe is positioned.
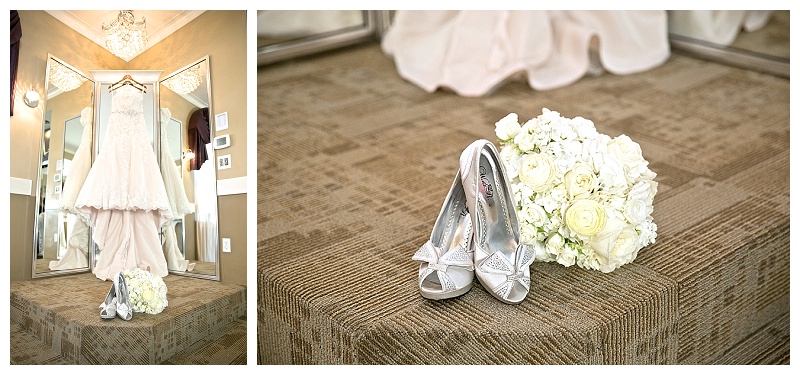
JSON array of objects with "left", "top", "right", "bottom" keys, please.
[
  {"left": 460, "top": 139, "right": 533, "bottom": 304},
  {"left": 412, "top": 172, "right": 475, "bottom": 300},
  {"left": 99, "top": 283, "right": 117, "bottom": 319}
]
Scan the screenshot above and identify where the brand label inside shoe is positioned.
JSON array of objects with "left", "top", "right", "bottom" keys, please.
[{"left": 479, "top": 166, "right": 495, "bottom": 206}]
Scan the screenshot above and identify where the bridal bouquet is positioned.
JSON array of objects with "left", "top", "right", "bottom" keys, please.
[
  {"left": 495, "top": 108, "right": 658, "bottom": 273},
  {"left": 122, "top": 268, "right": 168, "bottom": 314}
]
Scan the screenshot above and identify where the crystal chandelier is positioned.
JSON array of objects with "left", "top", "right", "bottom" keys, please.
[
  {"left": 163, "top": 65, "right": 203, "bottom": 94},
  {"left": 48, "top": 62, "right": 87, "bottom": 92},
  {"left": 102, "top": 10, "right": 147, "bottom": 60}
]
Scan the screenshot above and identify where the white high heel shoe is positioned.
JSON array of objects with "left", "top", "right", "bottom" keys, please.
[
  {"left": 114, "top": 272, "right": 133, "bottom": 320},
  {"left": 412, "top": 172, "right": 475, "bottom": 300},
  {"left": 460, "top": 139, "right": 533, "bottom": 304},
  {"left": 99, "top": 283, "right": 117, "bottom": 319}
]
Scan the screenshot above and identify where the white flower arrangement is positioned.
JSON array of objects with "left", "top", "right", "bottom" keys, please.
[
  {"left": 122, "top": 268, "right": 168, "bottom": 314},
  {"left": 495, "top": 108, "right": 658, "bottom": 273}
]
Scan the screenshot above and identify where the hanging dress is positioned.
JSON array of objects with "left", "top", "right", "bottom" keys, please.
[
  {"left": 50, "top": 107, "right": 93, "bottom": 271},
  {"left": 158, "top": 108, "right": 196, "bottom": 272},
  {"left": 74, "top": 84, "right": 173, "bottom": 281}
]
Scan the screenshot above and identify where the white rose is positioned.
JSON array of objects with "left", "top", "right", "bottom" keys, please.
[
  {"left": 564, "top": 163, "right": 596, "bottom": 199},
  {"left": 545, "top": 232, "right": 565, "bottom": 254},
  {"left": 624, "top": 199, "right": 651, "bottom": 225},
  {"left": 514, "top": 130, "right": 538, "bottom": 152},
  {"left": 588, "top": 217, "right": 639, "bottom": 273},
  {"left": 629, "top": 180, "right": 658, "bottom": 202},
  {"left": 520, "top": 203, "right": 548, "bottom": 227},
  {"left": 519, "top": 154, "right": 557, "bottom": 192},
  {"left": 608, "top": 134, "right": 644, "bottom": 165},
  {"left": 565, "top": 199, "right": 607, "bottom": 236},
  {"left": 520, "top": 224, "right": 538, "bottom": 245},
  {"left": 495, "top": 113, "right": 521, "bottom": 141}
]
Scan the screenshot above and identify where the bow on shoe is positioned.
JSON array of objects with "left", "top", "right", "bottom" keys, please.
[
  {"left": 477, "top": 244, "right": 534, "bottom": 300},
  {"left": 412, "top": 241, "right": 474, "bottom": 293}
]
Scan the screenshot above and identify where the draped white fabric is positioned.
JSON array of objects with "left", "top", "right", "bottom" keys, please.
[
  {"left": 163, "top": 221, "right": 195, "bottom": 272},
  {"left": 381, "top": 10, "right": 670, "bottom": 96},
  {"left": 49, "top": 215, "right": 89, "bottom": 270},
  {"left": 192, "top": 143, "right": 217, "bottom": 263},
  {"left": 159, "top": 108, "right": 196, "bottom": 272}
]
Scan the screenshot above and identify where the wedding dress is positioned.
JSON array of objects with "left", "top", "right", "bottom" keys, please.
[
  {"left": 50, "top": 107, "right": 93, "bottom": 271},
  {"left": 381, "top": 10, "right": 669, "bottom": 96},
  {"left": 74, "top": 85, "right": 172, "bottom": 281},
  {"left": 159, "top": 108, "right": 195, "bottom": 272}
]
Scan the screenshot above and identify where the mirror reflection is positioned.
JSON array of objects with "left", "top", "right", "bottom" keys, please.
[
  {"left": 159, "top": 57, "right": 219, "bottom": 279},
  {"left": 34, "top": 55, "right": 94, "bottom": 277},
  {"left": 256, "top": 10, "right": 381, "bottom": 65},
  {"left": 257, "top": 10, "right": 366, "bottom": 48},
  {"left": 668, "top": 10, "right": 789, "bottom": 77}
]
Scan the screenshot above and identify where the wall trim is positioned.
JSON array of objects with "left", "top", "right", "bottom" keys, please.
[
  {"left": 10, "top": 177, "right": 32, "bottom": 196},
  {"left": 217, "top": 176, "right": 247, "bottom": 196}
]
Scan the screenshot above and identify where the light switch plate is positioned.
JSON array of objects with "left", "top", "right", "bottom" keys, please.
[{"left": 222, "top": 238, "right": 231, "bottom": 253}]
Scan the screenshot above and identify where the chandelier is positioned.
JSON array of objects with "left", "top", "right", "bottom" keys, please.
[
  {"left": 102, "top": 10, "right": 147, "bottom": 60},
  {"left": 48, "top": 62, "right": 87, "bottom": 92},
  {"left": 163, "top": 65, "right": 203, "bottom": 94}
]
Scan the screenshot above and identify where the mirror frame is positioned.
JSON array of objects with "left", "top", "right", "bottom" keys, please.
[
  {"left": 159, "top": 55, "right": 220, "bottom": 281},
  {"left": 257, "top": 10, "right": 387, "bottom": 65},
  {"left": 31, "top": 54, "right": 95, "bottom": 278}
]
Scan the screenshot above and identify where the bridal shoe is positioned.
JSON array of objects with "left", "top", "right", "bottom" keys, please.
[
  {"left": 412, "top": 172, "right": 475, "bottom": 300},
  {"left": 460, "top": 139, "right": 533, "bottom": 304},
  {"left": 114, "top": 272, "right": 133, "bottom": 320},
  {"left": 99, "top": 283, "right": 117, "bottom": 319}
]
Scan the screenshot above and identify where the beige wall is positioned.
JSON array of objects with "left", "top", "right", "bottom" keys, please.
[
  {"left": 10, "top": 10, "right": 248, "bottom": 286},
  {"left": 10, "top": 10, "right": 122, "bottom": 282},
  {"left": 129, "top": 10, "right": 248, "bottom": 286}
]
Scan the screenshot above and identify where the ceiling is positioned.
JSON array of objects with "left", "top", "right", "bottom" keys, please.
[{"left": 45, "top": 10, "right": 206, "bottom": 62}]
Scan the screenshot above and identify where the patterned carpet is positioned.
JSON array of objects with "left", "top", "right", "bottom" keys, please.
[
  {"left": 257, "top": 42, "right": 789, "bottom": 364},
  {"left": 10, "top": 273, "right": 246, "bottom": 364}
]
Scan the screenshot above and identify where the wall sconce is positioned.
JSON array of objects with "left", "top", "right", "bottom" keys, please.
[
  {"left": 182, "top": 149, "right": 195, "bottom": 160},
  {"left": 24, "top": 90, "right": 40, "bottom": 107}
]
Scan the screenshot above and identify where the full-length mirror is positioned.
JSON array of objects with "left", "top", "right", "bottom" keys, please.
[
  {"left": 159, "top": 56, "right": 220, "bottom": 280},
  {"left": 257, "top": 10, "right": 384, "bottom": 65},
  {"left": 32, "top": 55, "right": 95, "bottom": 278}
]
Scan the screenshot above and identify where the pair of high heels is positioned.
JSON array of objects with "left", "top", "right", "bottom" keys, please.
[
  {"left": 99, "top": 271, "right": 133, "bottom": 320},
  {"left": 412, "top": 139, "right": 533, "bottom": 304}
]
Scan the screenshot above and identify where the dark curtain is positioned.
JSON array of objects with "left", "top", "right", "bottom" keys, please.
[
  {"left": 10, "top": 10, "right": 22, "bottom": 116},
  {"left": 188, "top": 107, "right": 210, "bottom": 170}
]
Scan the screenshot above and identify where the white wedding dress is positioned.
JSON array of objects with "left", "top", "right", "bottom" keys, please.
[
  {"left": 50, "top": 107, "right": 93, "bottom": 271},
  {"left": 382, "top": 10, "right": 670, "bottom": 96},
  {"left": 74, "top": 85, "right": 173, "bottom": 281},
  {"left": 159, "top": 108, "right": 196, "bottom": 272}
]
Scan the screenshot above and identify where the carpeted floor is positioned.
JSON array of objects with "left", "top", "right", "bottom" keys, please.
[{"left": 257, "top": 42, "right": 789, "bottom": 364}]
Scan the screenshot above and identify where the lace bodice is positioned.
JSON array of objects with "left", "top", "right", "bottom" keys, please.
[{"left": 110, "top": 85, "right": 144, "bottom": 114}]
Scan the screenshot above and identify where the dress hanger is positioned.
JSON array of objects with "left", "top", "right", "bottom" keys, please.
[{"left": 108, "top": 74, "right": 146, "bottom": 93}]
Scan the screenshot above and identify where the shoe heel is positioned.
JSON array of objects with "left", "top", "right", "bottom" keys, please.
[{"left": 99, "top": 283, "right": 117, "bottom": 319}]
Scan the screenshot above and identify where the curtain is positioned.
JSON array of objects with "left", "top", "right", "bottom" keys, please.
[
  {"left": 10, "top": 10, "right": 22, "bottom": 116},
  {"left": 188, "top": 107, "right": 210, "bottom": 170}
]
